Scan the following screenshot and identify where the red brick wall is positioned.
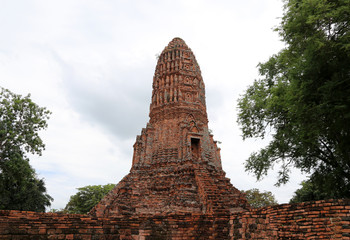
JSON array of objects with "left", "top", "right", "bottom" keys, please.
[
  {"left": 0, "top": 211, "right": 228, "bottom": 239},
  {"left": 1, "top": 199, "right": 349, "bottom": 239},
  {"left": 231, "top": 199, "right": 350, "bottom": 239}
]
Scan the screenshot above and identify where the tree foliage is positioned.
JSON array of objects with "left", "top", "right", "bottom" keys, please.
[
  {"left": 64, "top": 184, "right": 116, "bottom": 214},
  {"left": 237, "top": 0, "right": 350, "bottom": 199},
  {"left": 242, "top": 188, "right": 278, "bottom": 208},
  {"left": 0, "top": 153, "right": 53, "bottom": 212},
  {"left": 0, "top": 87, "right": 52, "bottom": 211},
  {"left": 289, "top": 179, "right": 329, "bottom": 203}
]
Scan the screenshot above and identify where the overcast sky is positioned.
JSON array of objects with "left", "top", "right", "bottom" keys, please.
[{"left": 1, "top": 0, "right": 306, "bottom": 210}]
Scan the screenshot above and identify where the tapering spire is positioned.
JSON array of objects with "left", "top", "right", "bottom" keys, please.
[
  {"left": 164, "top": 37, "right": 188, "bottom": 50},
  {"left": 90, "top": 38, "right": 249, "bottom": 217},
  {"left": 150, "top": 38, "right": 206, "bottom": 124}
]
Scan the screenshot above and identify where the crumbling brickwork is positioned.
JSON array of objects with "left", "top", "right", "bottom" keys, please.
[
  {"left": 231, "top": 199, "right": 350, "bottom": 239},
  {"left": 0, "top": 210, "right": 230, "bottom": 239},
  {"left": 1, "top": 199, "right": 350, "bottom": 239},
  {"left": 90, "top": 38, "right": 249, "bottom": 217}
]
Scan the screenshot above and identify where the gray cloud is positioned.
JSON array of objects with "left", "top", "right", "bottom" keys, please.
[{"left": 57, "top": 53, "right": 154, "bottom": 140}]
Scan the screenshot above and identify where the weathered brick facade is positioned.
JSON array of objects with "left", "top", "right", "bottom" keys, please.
[
  {"left": 90, "top": 38, "right": 249, "bottom": 217},
  {"left": 1, "top": 199, "right": 350, "bottom": 239}
]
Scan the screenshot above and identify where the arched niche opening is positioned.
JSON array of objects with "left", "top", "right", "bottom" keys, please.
[{"left": 191, "top": 138, "right": 200, "bottom": 160}]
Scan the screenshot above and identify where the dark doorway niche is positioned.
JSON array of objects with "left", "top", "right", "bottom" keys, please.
[{"left": 191, "top": 138, "right": 200, "bottom": 160}]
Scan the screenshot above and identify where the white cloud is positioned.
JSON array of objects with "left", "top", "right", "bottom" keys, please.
[{"left": 0, "top": 0, "right": 305, "bottom": 209}]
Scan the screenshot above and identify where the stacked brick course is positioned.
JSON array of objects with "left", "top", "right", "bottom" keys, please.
[
  {"left": 90, "top": 37, "right": 248, "bottom": 218},
  {"left": 231, "top": 199, "right": 350, "bottom": 239},
  {"left": 0, "top": 210, "right": 229, "bottom": 239},
  {"left": 1, "top": 199, "right": 349, "bottom": 239}
]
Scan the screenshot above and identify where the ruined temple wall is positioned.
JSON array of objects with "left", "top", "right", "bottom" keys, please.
[
  {"left": 231, "top": 199, "right": 350, "bottom": 239},
  {"left": 1, "top": 199, "right": 349, "bottom": 239},
  {"left": 0, "top": 211, "right": 227, "bottom": 239}
]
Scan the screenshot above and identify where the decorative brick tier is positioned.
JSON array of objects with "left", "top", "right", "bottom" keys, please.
[
  {"left": 90, "top": 38, "right": 249, "bottom": 217},
  {"left": 1, "top": 199, "right": 350, "bottom": 239}
]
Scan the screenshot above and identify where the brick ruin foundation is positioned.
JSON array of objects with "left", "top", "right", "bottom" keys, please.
[
  {"left": 1, "top": 38, "right": 349, "bottom": 239},
  {"left": 1, "top": 199, "right": 350, "bottom": 239}
]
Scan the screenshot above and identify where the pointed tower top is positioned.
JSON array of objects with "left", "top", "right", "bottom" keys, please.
[
  {"left": 150, "top": 38, "right": 206, "bottom": 124},
  {"left": 164, "top": 37, "right": 188, "bottom": 50}
]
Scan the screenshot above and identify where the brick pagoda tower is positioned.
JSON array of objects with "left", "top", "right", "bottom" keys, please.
[{"left": 90, "top": 38, "right": 249, "bottom": 217}]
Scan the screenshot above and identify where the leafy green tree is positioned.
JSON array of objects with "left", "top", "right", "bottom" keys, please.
[
  {"left": 289, "top": 180, "right": 329, "bottom": 203},
  {"left": 64, "top": 184, "right": 116, "bottom": 214},
  {"left": 48, "top": 208, "right": 66, "bottom": 214},
  {"left": 0, "top": 153, "right": 53, "bottom": 211},
  {"left": 0, "top": 87, "right": 52, "bottom": 211},
  {"left": 242, "top": 188, "right": 278, "bottom": 208},
  {"left": 237, "top": 0, "right": 350, "bottom": 199}
]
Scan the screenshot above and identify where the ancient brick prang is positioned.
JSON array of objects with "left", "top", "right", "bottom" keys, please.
[{"left": 90, "top": 38, "right": 249, "bottom": 217}]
